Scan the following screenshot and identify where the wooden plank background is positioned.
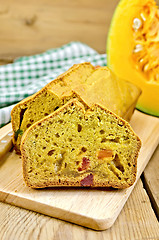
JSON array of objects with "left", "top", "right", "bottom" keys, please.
[
  {"left": 0, "top": 0, "right": 119, "bottom": 64},
  {"left": 1, "top": 0, "right": 159, "bottom": 65},
  {"left": 143, "top": 146, "right": 159, "bottom": 219}
]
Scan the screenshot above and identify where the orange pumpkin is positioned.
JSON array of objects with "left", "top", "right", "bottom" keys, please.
[{"left": 107, "top": 0, "right": 159, "bottom": 117}]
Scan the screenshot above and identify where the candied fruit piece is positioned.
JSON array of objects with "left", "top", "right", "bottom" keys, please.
[
  {"left": 80, "top": 174, "right": 93, "bottom": 186},
  {"left": 98, "top": 149, "right": 113, "bottom": 159},
  {"left": 78, "top": 157, "right": 90, "bottom": 171}
]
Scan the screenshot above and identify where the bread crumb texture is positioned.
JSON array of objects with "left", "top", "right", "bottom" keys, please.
[
  {"left": 21, "top": 99, "right": 141, "bottom": 189},
  {"left": 11, "top": 63, "right": 141, "bottom": 153}
]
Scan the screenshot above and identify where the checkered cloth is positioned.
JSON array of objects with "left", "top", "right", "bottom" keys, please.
[{"left": 0, "top": 42, "right": 106, "bottom": 128}]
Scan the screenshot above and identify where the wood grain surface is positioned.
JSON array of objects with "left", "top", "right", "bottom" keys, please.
[
  {"left": 0, "top": 110, "right": 159, "bottom": 230},
  {"left": 0, "top": 131, "right": 13, "bottom": 159},
  {"left": 1, "top": 0, "right": 159, "bottom": 65},
  {"left": 143, "top": 145, "right": 159, "bottom": 219},
  {"left": 0, "top": 0, "right": 119, "bottom": 64},
  {"left": 0, "top": 178, "right": 159, "bottom": 240}
]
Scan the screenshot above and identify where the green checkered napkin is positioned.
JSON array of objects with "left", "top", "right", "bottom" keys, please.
[{"left": 0, "top": 41, "right": 106, "bottom": 128}]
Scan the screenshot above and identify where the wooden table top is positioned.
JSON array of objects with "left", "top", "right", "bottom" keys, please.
[{"left": 0, "top": 130, "right": 159, "bottom": 240}]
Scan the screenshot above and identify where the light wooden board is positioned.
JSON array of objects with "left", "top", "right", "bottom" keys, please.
[
  {"left": 0, "top": 0, "right": 119, "bottom": 64},
  {"left": 143, "top": 144, "right": 159, "bottom": 219},
  {"left": 1, "top": 179, "right": 159, "bottom": 239},
  {"left": 1, "top": 0, "right": 159, "bottom": 64},
  {"left": 0, "top": 110, "right": 159, "bottom": 230}
]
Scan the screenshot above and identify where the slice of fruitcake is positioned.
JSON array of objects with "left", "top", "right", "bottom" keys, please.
[
  {"left": 21, "top": 99, "right": 141, "bottom": 189},
  {"left": 11, "top": 63, "right": 141, "bottom": 154},
  {"left": 11, "top": 62, "right": 94, "bottom": 153}
]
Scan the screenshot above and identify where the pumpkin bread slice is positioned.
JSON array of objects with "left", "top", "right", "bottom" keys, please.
[
  {"left": 74, "top": 67, "right": 141, "bottom": 121},
  {"left": 11, "top": 63, "right": 141, "bottom": 153},
  {"left": 21, "top": 99, "right": 141, "bottom": 189},
  {"left": 11, "top": 62, "right": 94, "bottom": 153}
]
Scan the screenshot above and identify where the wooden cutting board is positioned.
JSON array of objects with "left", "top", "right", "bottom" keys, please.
[{"left": 0, "top": 110, "right": 159, "bottom": 230}]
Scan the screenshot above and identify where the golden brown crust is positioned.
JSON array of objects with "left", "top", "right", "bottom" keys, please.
[{"left": 24, "top": 177, "right": 135, "bottom": 189}]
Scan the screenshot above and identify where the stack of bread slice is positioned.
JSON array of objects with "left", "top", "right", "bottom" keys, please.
[{"left": 11, "top": 62, "right": 141, "bottom": 188}]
